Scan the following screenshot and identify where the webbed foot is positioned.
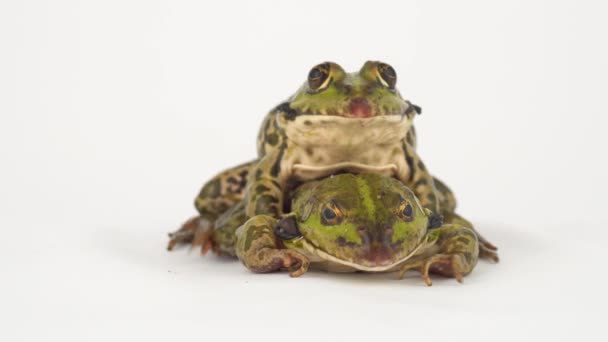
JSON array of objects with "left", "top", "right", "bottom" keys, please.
[
  {"left": 479, "top": 243, "right": 499, "bottom": 262},
  {"left": 397, "top": 253, "right": 466, "bottom": 286},
  {"left": 167, "top": 216, "right": 215, "bottom": 255},
  {"left": 260, "top": 249, "right": 310, "bottom": 277}
]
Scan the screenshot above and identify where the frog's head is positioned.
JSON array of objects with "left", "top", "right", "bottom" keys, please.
[
  {"left": 284, "top": 61, "right": 419, "bottom": 119},
  {"left": 277, "top": 173, "right": 442, "bottom": 271}
]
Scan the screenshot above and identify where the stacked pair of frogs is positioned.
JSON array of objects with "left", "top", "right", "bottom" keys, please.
[{"left": 167, "top": 61, "right": 498, "bottom": 285}]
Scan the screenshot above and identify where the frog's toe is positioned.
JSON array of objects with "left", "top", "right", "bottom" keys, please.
[
  {"left": 480, "top": 244, "right": 499, "bottom": 262},
  {"left": 398, "top": 254, "right": 466, "bottom": 286},
  {"left": 167, "top": 216, "right": 214, "bottom": 254},
  {"left": 477, "top": 234, "right": 498, "bottom": 251},
  {"left": 282, "top": 250, "right": 310, "bottom": 277},
  {"left": 191, "top": 225, "right": 215, "bottom": 255}
]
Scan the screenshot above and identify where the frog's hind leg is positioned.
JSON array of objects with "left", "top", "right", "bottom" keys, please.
[
  {"left": 167, "top": 160, "right": 256, "bottom": 254},
  {"left": 433, "top": 177, "right": 499, "bottom": 262},
  {"left": 210, "top": 200, "right": 248, "bottom": 256},
  {"left": 447, "top": 213, "right": 499, "bottom": 262}
]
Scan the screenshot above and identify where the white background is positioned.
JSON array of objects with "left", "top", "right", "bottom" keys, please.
[{"left": 1, "top": 1, "right": 607, "bottom": 341}]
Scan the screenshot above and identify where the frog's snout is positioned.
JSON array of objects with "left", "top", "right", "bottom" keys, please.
[
  {"left": 364, "top": 246, "right": 394, "bottom": 266},
  {"left": 349, "top": 98, "right": 372, "bottom": 118},
  {"left": 356, "top": 225, "right": 396, "bottom": 266}
]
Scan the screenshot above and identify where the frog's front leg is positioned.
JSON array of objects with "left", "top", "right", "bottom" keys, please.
[
  {"left": 398, "top": 224, "right": 479, "bottom": 286},
  {"left": 235, "top": 215, "right": 309, "bottom": 277}
]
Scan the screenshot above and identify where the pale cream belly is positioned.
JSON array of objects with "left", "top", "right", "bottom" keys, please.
[
  {"left": 285, "top": 142, "right": 408, "bottom": 181},
  {"left": 279, "top": 114, "right": 411, "bottom": 181}
]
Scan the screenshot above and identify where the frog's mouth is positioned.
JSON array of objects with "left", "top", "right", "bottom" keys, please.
[
  {"left": 280, "top": 114, "right": 412, "bottom": 148},
  {"left": 348, "top": 98, "right": 374, "bottom": 118},
  {"left": 295, "top": 237, "right": 426, "bottom": 272},
  {"left": 279, "top": 98, "right": 419, "bottom": 119}
]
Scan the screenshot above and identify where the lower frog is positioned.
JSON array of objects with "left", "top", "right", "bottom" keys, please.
[{"left": 171, "top": 173, "right": 497, "bottom": 285}]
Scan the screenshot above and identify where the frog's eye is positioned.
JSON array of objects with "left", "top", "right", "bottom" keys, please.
[
  {"left": 308, "top": 63, "right": 332, "bottom": 92},
  {"left": 377, "top": 62, "right": 397, "bottom": 89},
  {"left": 321, "top": 200, "right": 343, "bottom": 225},
  {"left": 397, "top": 200, "right": 414, "bottom": 222}
]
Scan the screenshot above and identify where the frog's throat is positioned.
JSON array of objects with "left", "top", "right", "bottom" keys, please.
[
  {"left": 295, "top": 238, "right": 426, "bottom": 272},
  {"left": 280, "top": 113, "right": 410, "bottom": 130},
  {"left": 279, "top": 114, "right": 411, "bottom": 146},
  {"left": 292, "top": 163, "right": 398, "bottom": 176}
]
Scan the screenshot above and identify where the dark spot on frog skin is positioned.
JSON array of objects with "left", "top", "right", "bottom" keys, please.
[
  {"left": 237, "top": 170, "right": 249, "bottom": 192},
  {"left": 304, "top": 120, "right": 312, "bottom": 126},
  {"left": 336, "top": 236, "right": 358, "bottom": 248},
  {"left": 403, "top": 142, "right": 416, "bottom": 183},
  {"left": 255, "top": 184, "right": 270, "bottom": 194},
  {"left": 197, "top": 207, "right": 215, "bottom": 218},
  {"left": 255, "top": 169, "right": 263, "bottom": 180},
  {"left": 463, "top": 251, "right": 473, "bottom": 264},
  {"left": 260, "top": 118, "right": 273, "bottom": 153},
  {"left": 271, "top": 179, "right": 282, "bottom": 190},
  {"left": 405, "top": 130, "right": 416, "bottom": 147},
  {"left": 305, "top": 147, "right": 314, "bottom": 157},
  {"left": 243, "top": 224, "right": 271, "bottom": 252},
  {"left": 274, "top": 102, "right": 298, "bottom": 121},
  {"left": 456, "top": 236, "right": 472, "bottom": 246},
  {"left": 255, "top": 195, "right": 280, "bottom": 216},
  {"left": 414, "top": 178, "right": 428, "bottom": 188},
  {"left": 270, "top": 143, "right": 286, "bottom": 177},
  {"left": 266, "top": 133, "right": 279, "bottom": 146}
]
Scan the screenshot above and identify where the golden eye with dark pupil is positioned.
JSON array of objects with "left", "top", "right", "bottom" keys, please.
[
  {"left": 398, "top": 200, "right": 414, "bottom": 221},
  {"left": 321, "top": 201, "right": 343, "bottom": 225},
  {"left": 402, "top": 204, "right": 413, "bottom": 217},
  {"left": 377, "top": 63, "right": 397, "bottom": 89},
  {"left": 322, "top": 207, "right": 336, "bottom": 220},
  {"left": 308, "top": 63, "right": 331, "bottom": 91}
]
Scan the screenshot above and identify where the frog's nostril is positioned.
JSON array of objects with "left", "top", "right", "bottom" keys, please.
[
  {"left": 349, "top": 98, "right": 372, "bottom": 118},
  {"left": 383, "top": 227, "right": 394, "bottom": 243},
  {"left": 357, "top": 226, "right": 371, "bottom": 246}
]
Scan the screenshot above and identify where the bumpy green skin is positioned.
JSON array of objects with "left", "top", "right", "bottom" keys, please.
[{"left": 235, "top": 174, "right": 479, "bottom": 285}]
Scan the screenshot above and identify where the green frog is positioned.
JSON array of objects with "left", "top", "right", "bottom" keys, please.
[
  {"left": 167, "top": 61, "right": 497, "bottom": 262},
  {"left": 189, "top": 173, "right": 487, "bottom": 285}
]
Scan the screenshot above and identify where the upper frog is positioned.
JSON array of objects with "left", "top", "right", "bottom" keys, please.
[
  {"left": 256, "top": 61, "right": 420, "bottom": 160},
  {"left": 250, "top": 61, "right": 435, "bottom": 223}
]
